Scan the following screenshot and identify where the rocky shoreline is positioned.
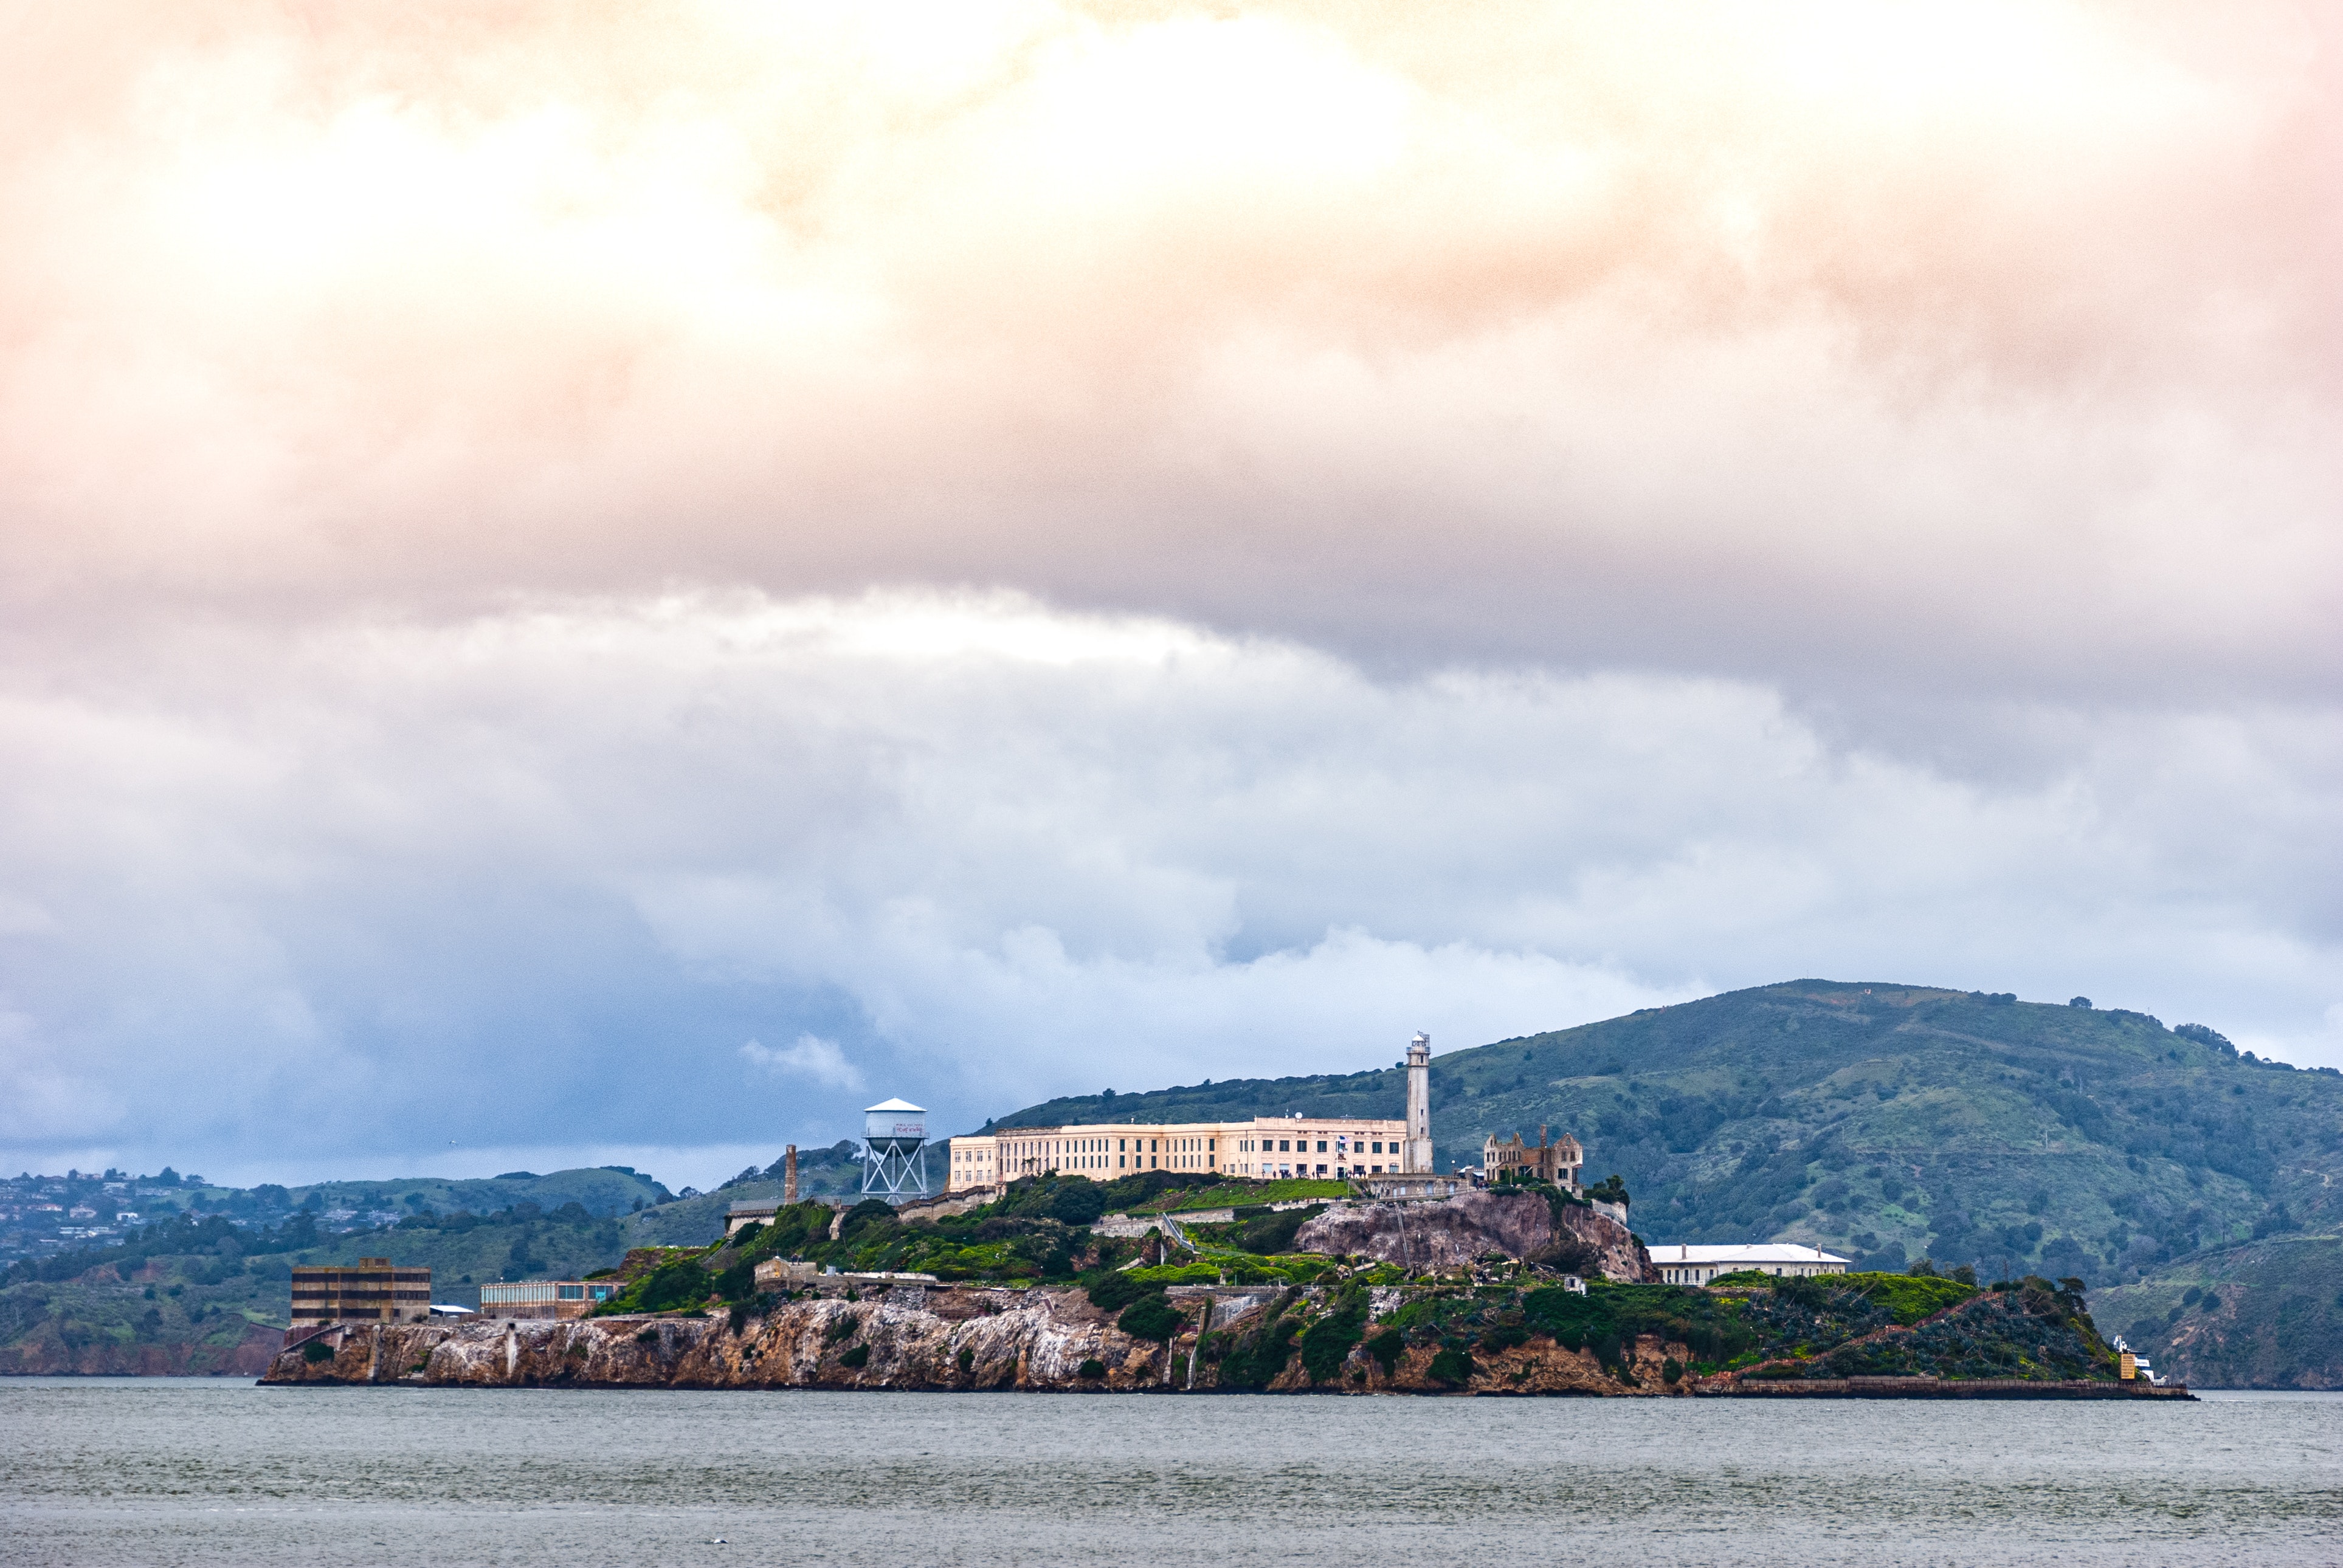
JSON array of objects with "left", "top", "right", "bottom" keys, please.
[
  {"left": 260, "top": 1275, "right": 2177, "bottom": 1398},
  {"left": 261, "top": 1282, "right": 1698, "bottom": 1394}
]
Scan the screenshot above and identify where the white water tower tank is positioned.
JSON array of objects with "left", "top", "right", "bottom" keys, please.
[
  {"left": 861, "top": 1099, "right": 931, "bottom": 1198},
  {"left": 864, "top": 1099, "right": 927, "bottom": 1149}
]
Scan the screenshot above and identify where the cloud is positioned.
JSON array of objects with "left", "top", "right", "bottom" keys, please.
[
  {"left": 0, "top": 2, "right": 2333, "bottom": 714},
  {"left": 0, "top": 5, "right": 2334, "bottom": 1186},
  {"left": 0, "top": 592, "right": 2333, "bottom": 1187},
  {"left": 742, "top": 1034, "right": 866, "bottom": 1093}
]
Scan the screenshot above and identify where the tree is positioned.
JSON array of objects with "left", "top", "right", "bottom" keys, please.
[{"left": 1118, "top": 1294, "right": 1186, "bottom": 1342}]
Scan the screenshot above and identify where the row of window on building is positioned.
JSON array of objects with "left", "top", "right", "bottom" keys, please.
[{"left": 945, "top": 1116, "right": 1413, "bottom": 1191}]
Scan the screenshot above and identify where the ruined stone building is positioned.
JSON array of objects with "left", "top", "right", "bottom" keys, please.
[{"left": 1482, "top": 1127, "right": 1584, "bottom": 1191}]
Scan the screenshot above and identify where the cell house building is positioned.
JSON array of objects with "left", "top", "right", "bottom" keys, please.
[{"left": 945, "top": 1032, "right": 1438, "bottom": 1194}]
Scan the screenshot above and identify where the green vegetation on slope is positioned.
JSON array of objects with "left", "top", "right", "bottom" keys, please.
[
  {"left": 1202, "top": 1270, "right": 2102, "bottom": 1389},
  {"left": 2092, "top": 1234, "right": 2343, "bottom": 1389},
  {"left": 995, "top": 982, "right": 2342, "bottom": 1295}
]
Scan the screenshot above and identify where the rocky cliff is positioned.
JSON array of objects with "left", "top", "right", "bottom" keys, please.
[
  {"left": 260, "top": 1279, "right": 1685, "bottom": 1395},
  {"left": 1294, "top": 1189, "right": 1654, "bottom": 1280}
]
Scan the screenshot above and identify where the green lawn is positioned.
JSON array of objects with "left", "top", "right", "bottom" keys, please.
[{"left": 1122, "top": 1178, "right": 1350, "bottom": 1214}]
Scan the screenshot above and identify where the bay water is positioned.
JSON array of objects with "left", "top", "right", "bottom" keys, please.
[{"left": 3, "top": 1378, "right": 2338, "bottom": 1566}]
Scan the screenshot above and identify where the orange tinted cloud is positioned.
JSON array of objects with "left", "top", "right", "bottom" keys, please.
[{"left": 0, "top": 1, "right": 2333, "bottom": 698}]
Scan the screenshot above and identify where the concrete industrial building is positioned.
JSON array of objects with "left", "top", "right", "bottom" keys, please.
[
  {"left": 726, "top": 1199, "right": 784, "bottom": 1237},
  {"left": 1646, "top": 1243, "right": 1851, "bottom": 1285},
  {"left": 476, "top": 1280, "right": 620, "bottom": 1319},
  {"left": 289, "top": 1257, "right": 432, "bottom": 1325}
]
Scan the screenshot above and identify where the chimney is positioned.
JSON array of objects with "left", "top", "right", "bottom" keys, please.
[{"left": 783, "top": 1144, "right": 798, "bottom": 1205}]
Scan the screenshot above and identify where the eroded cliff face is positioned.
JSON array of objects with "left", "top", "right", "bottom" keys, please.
[
  {"left": 261, "top": 1282, "right": 1681, "bottom": 1395},
  {"left": 1292, "top": 1191, "right": 1654, "bottom": 1281},
  {"left": 265, "top": 1285, "right": 1185, "bottom": 1392}
]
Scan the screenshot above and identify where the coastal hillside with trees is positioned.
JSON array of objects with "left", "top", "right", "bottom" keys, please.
[
  {"left": 996, "top": 981, "right": 2339, "bottom": 1285},
  {"left": 993, "top": 980, "right": 2343, "bottom": 1384}
]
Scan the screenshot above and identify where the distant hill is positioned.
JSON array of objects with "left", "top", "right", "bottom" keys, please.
[
  {"left": 993, "top": 980, "right": 2343, "bottom": 1299},
  {"left": 280, "top": 1167, "right": 670, "bottom": 1219},
  {"left": 2093, "top": 1234, "right": 2343, "bottom": 1389},
  {"left": 0, "top": 1146, "right": 870, "bottom": 1373}
]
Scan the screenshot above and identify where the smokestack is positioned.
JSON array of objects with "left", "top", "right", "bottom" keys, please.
[{"left": 784, "top": 1144, "right": 798, "bottom": 1205}]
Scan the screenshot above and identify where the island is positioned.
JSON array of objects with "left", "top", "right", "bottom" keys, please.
[{"left": 261, "top": 1178, "right": 2186, "bottom": 1397}]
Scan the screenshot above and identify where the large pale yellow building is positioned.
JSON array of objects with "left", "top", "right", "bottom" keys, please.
[{"left": 946, "top": 1115, "right": 1410, "bottom": 1192}]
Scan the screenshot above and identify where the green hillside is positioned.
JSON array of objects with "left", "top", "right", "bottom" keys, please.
[
  {"left": 996, "top": 980, "right": 2343, "bottom": 1295},
  {"left": 2092, "top": 1234, "right": 2343, "bottom": 1389},
  {"left": 0, "top": 1139, "right": 891, "bottom": 1371},
  {"left": 277, "top": 1166, "right": 669, "bottom": 1219}
]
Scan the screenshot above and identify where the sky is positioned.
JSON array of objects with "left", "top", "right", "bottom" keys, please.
[{"left": 1, "top": 1, "right": 2337, "bottom": 1191}]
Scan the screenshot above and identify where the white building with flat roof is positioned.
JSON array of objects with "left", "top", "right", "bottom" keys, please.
[
  {"left": 1648, "top": 1243, "right": 1851, "bottom": 1285},
  {"left": 945, "top": 1115, "right": 1409, "bottom": 1192}
]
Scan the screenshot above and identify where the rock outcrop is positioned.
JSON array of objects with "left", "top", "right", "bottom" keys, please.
[
  {"left": 1292, "top": 1190, "right": 1654, "bottom": 1280},
  {"left": 265, "top": 1284, "right": 1189, "bottom": 1392},
  {"left": 260, "top": 1282, "right": 1687, "bottom": 1396}
]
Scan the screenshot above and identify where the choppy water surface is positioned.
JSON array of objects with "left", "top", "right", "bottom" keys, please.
[{"left": 3, "top": 1380, "right": 2338, "bottom": 1567}]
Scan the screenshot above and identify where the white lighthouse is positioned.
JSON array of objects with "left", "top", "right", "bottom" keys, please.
[{"left": 1404, "top": 1033, "right": 1433, "bottom": 1172}]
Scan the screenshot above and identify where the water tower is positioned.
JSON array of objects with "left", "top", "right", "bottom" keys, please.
[{"left": 861, "top": 1098, "right": 930, "bottom": 1200}]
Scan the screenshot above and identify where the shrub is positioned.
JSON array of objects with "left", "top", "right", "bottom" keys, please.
[
  {"left": 1118, "top": 1294, "right": 1186, "bottom": 1343},
  {"left": 1077, "top": 1357, "right": 1106, "bottom": 1378},
  {"left": 302, "top": 1339, "right": 334, "bottom": 1364},
  {"left": 2175, "top": 1023, "right": 2234, "bottom": 1053},
  {"left": 956, "top": 1346, "right": 975, "bottom": 1372},
  {"left": 1426, "top": 1347, "right": 1474, "bottom": 1384},
  {"left": 839, "top": 1343, "right": 869, "bottom": 1368},
  {"left": 1523, "top": 1285, "right": 1616, "bottom": 1350},
  {"left": 1219, "top": 1314, "right": 1302, "bottom": 1389},
  {"left": 1478, "top": 1324, "right": 1530, "bottom": 1353},
  {"left": 1083, "top": 1271, "right": 1153, "bottom": 1313},
  {"left": 632, "top": 1259, "right": 715, "bottom": 1314},
  {"left": 1365, "top": 1328, "right": 1407, "bottom": 1372},
  {"left": 634, "top": 1327, "right": 660, "bottom": 1345},
  {"left": 824, "top": 1313, "right": 859, "bottom": 1345},
  {"left": 1662, "top": 1357, "right": 1683, "bottom": 1384},
  {"left": 1050, "top": 1185, "right": 1108, "bottom": 1226},
  {"left": 1299, "top": 1306, "right": 1366, "bottom": 1383},
  {"left": 1126, "top": 1262, "right": 1223, "bottom": 1287},
  {"left": 1235, "top": 1208, "right": 1319, "bottom": 1254}
]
